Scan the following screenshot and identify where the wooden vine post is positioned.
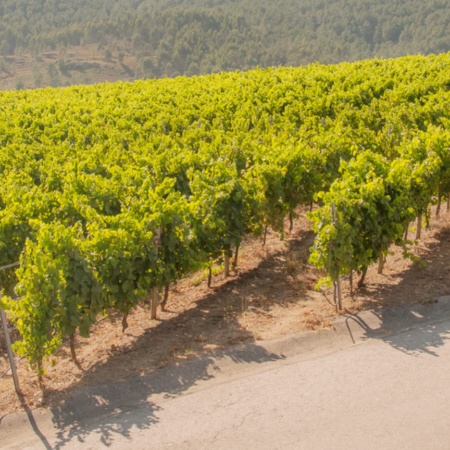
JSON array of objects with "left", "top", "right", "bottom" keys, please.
[
  {"left": 377, "top": 254, "right": 386, "bottom": 274},
  {"left": 0, "top": 261, "right": 21, "bottom": 395},
  {"left": 331, "top": 203, "right": 342, "bottom": 311},
  {"left": 150, "top": 287, "right": 159, "bottom": 320},
  {"left": 0, "top": 306, "right": 20, "bottom": 394},
  {"left": 150, "top": 227, "right": 163, "bottom": 320},
  {"left": 415, "top": 213, "right": 422, "bottom": 239},
  {"left": 223, "top": 248, "right": 231, "bottom": 278},
  {"left": 436, "top": 187, "right": 442, "bottom": 218},
  {"left": 349, "top": 269, "right": 353, "bottom": 297}
]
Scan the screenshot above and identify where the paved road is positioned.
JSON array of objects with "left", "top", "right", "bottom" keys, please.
[{"left": 2, "top": 297, "right": 450, "bottom": 449}]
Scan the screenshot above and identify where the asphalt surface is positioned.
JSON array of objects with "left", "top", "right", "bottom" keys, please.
[{"left": 2, "top": 296, "right": 450, "bottom": 449}]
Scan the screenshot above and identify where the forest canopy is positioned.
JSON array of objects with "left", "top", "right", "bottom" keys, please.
[{"left": 0, "top": 0, "right": 449, "bottom": 81}]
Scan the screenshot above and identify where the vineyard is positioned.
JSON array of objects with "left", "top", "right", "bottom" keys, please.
[{"left": 0, "top": 52, "right": 450, "bottom": 392}]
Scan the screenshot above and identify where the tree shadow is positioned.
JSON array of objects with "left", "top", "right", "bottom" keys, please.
[
  {"left": 50, "top": 379, "right": 160, "bottom": 449},
  {"left": 45, "top": 241, "right": 296, "bottom": 448},
  {"left": 342, "top": 298, "right": 450, "bottom": 357},
  {"left": 48, "top": 340, "right": 284, "bottom": 448},
  {"left": 335, "top": 224, "right": 450, "bottom": 355}
]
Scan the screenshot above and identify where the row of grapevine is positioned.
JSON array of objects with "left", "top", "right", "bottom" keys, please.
[
  {"left": 310, "top": 129, "right": 450, "bottom": 300},
  {"left": 0, "top": 53, "right": 449, "bottom": 375}
]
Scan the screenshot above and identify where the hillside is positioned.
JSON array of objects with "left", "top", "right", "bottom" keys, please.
[
  {"left": 0, "top": 0, "right": 449, "bottom": 89},
  {"left": 0, "top": 43, "right": 449, "bottom": 416},
  {"left": 0, "top": 52, "right": 449, "bottom": 379}
]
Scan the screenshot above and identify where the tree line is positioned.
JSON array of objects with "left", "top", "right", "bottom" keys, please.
[{"left": 0, "top": 0, "right": 449, "bottom": 79}]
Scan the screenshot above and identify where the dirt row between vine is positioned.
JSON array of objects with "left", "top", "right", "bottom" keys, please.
[{"left": 1, "top": 206, "right": 450, "bottom": 416}]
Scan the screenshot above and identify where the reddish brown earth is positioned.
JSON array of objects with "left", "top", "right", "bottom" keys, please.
[
  {"left": 1, "top": 206, "right": 450, "bottom": 415},
  {"left": 0, "top": 44, "right": 138, "bottom": 90}
]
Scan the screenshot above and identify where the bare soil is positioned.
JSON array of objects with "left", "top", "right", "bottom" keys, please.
[
  {"left": 0, "top": 44, "right": 138, "bottom": 90},
  {"left": 1, "top": 207, "right": 450, "bottom": 415}
]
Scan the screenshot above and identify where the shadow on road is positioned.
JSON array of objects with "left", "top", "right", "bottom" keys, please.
[
  {"left": 50, "top": 379, "right": 160, "bottom": 449},
  {"left": 342, "top": 297, "right": 450, "bottom": 357},
  {"left": 20, "top": 397, "right": 53, "bottom": 450},
  {"left": 48, "top": 331, "right": 283, "bottom": 448},
  {"left": 339, "top": 226, "right": 450, "bottom": 356}
]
